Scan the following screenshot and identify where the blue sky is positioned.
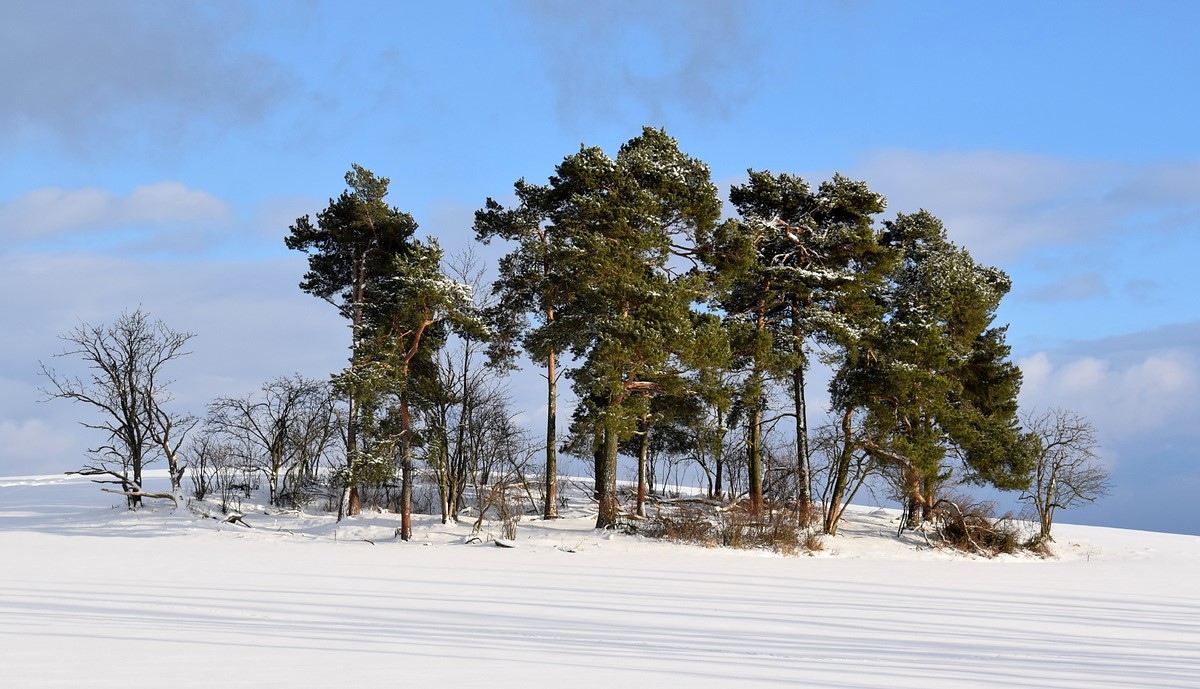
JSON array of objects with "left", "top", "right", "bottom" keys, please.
[{"left": 3, "top": 1, "right": 1198, "bottom": 534}]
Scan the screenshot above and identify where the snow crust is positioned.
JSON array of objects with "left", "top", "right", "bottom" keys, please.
[{"left": 2, "top": 473, "right": 1198, "bottom": 688}]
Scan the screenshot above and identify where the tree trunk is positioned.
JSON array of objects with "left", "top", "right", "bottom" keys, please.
[
  {"left": 906, "top": 499, "right": 921, "bottom": 527},
  {"left": 269, "top": 441, "right": 283, "bottom": 506},
  {"left": 450, "top": 344, "right": 472, "bottom": 523},
  {"left": 437, "top": 435, "right": 450, "bottom": 525},
  {"left": 130, "top": 452, "right": 144, "bottom": 509},
  {"left": 345, "top": 392, "right": 360, "bottom": 518},
  {"left": 1040, "top": 508, "right": 1054, "bottom": 542},
  {"left": 345, "top": 251, "right": 370, "bottom": 519},
  {"left": 921, "top": 476, "right": 935, "bottom": 523},
  {"left": 544, "top": 349, "right": 558, "bottom": 519},
  {"left": 790, "top": 299, "right": 813, "bottom": 525},
  {"left": 747, "top": 372, "right": 764, "bottom": 517},
  {"left": 1039, "top": 479, "right": 1056, "bottom": 541},
  {"left": 824, "top": 410, "right": 857, "bottom": 535},
  {"left": 636, "top": 414, "right": 650, "bottom": 518},
  {"left": 714, "top": 406, "right": 725, "bottom": 500},
  {"left": 399, "top": 378, "right": 413, "bottom": 541},
  {"left": 793, "top": 364, "right": 812, "bottom": 526},
  {"left": 596, "top": 416, "right": 620, "bottom": 529},
  {"left": 714, "top": 460, "right": 724, "bottom": 501},
  {"left": 592, "top": 421, "right": 606, "bottom": 501},
  {"left": 747, "top": 298, "right": 768, "bottom": 517}
]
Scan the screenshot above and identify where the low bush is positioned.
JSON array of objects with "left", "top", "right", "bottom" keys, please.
[
  {"left": 633, "top": 502, "right": 822, "bottom": 556},
  {"left": 933, "top": 498, "right": 1024, "bottom": 557}
]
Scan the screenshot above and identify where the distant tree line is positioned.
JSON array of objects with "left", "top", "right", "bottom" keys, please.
[{"left": 40, "top": 127, "right": 1109, "bottom": 545}]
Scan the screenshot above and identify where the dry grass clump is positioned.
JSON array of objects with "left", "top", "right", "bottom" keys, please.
[
  {"left": 634, "top": 506, "right": 716, "bottom": 545},
  {"left": 932, "top": 498, "right": 1025, "bottom": 557},
  {"left": 633, "top": 502, "right": 822, "bottom": 556}
]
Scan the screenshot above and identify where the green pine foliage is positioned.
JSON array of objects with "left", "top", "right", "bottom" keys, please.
[
  {"left": 275, "top": 132, "right": 1056, "bottom": 541},
  {"left": 830, "top": 211, "right": 1035, "bottom": 527},
  {"left": 715, "top": 170, "right": 894, "bottom": 518}
]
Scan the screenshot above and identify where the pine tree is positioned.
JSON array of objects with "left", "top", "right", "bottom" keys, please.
[
  {"left": 480, "top": 128, "right": 720, "bottom": 529},
  {"left": 829, "top": 210, "right": 1034, "bottom": 529},
  {"left": 285, "top": 165, "right": 418, "bottom": 517},
  {"left": 356, "top": 239, "right": 482, "bottom": 540},
  {"left": 719, "top": 171, "right": 891, "bottom": 520},
  {"left": 474, "top": 178, "right": 576, "bottom": 519}
]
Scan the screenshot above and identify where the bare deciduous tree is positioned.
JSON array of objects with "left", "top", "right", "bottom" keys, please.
[
  {"left": 418, "top": 249, "right": 502, "bottom": 525},
  {"left": 812, "top": 414, "right": 874, "bottom": 535},
  {"left": 469, "top": 418, "right": 540, "bottom": 542},
  {"left": 1020, "top": 408, "right": 1111, "bottom": 543},
  {"left": 205, "top": 375, "right": 336, "bottom": 506},
  {"left": 187, "top": 432, "right": 252, "bottom": 513},
  {"left": 40, "top": 308, "right": 195, "bottom": 507}
]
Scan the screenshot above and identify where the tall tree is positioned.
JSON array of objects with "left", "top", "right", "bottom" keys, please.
[
  {"left": 829, "top": 210, "right": 1035, "bottom": 530},
  {"left": 557, "top": 129, "right": 721, "bottom": 528},
  {"left": 40, "top": 308, "right": 195, "bottom": 506},
  {"left": 358, "top": 238, "right": 482, "bottom": 540},
  {"left": 479, "top": 127, "right": 721, "bottom": 528},
  {"left": 285, "top": 164, "right": 418, "bottom": 517},
  {"left": 474, "top": 180, "right": 574, "bottom": 519},
  {"left": 719, "top": 172, "right": 891, "bottom": 520}
]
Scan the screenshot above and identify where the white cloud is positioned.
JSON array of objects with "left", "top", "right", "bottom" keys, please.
[
  {"left": 1019, "top": 351, "right": 1052, "bottom": 388},
  {"left": 1057, "top": 357, "right": 1109, "bottom": 394},
  {"left": 1, "top": 182, "right": 229, "bottom": 242},
  {"left": 855, "top": 151, "right": 1200, "bottom": 265},
  {"left": 515, "top": 0, "right": 764, "bottom": 127},
  {"left": 1019, "top": 344, "right": 1197, "bottom": 436},
  {"left": 0, "top": 2, "right": 296, "bottom": 152}
]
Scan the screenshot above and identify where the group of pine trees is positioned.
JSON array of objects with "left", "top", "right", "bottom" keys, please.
[{"left": 280, "top": 127, "right": 1040, "bottom": 538}]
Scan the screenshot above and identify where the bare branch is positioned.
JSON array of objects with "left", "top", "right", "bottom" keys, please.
[
  {"left": 1020, "top": 408, "right": 1111, "bottom": 542},
  {"left": 42, "top": 308, "right": 195, "bottom": 507}
]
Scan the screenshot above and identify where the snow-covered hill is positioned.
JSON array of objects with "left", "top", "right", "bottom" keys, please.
[{"left": 2, "top": 473, "right": 1197, "bottom": 688}]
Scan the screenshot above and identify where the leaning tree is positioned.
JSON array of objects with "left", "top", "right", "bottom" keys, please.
[
  {"left": 828, "top": 210, "right": 1036, "bottom": 532},
  {"left": 356, "top": 238, "right": 482, "bottom": 540}
]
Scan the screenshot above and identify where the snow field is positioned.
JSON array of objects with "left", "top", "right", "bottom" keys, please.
[{"left": 1, "top": 474, "right": 1198, "bottom": 688}]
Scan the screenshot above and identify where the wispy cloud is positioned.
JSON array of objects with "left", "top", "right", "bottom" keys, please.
[
  {"left": 1, "top": 183, "right": 230, "bottom": 246},
  {"left": 856, "top": 151, "right": 1200, "bottom": 265},
  {"left": 1024, "top": 272, "right": 1108, "bottom": 302},
  {"left": 514, "top": 0, "right": 764, "bottom": 128},
  {"left": 0, "top": 2, "right": 296, "bottom": 153},
  {"left": 1018, "top": 323, "right": 1200, "bottom": 439}
]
